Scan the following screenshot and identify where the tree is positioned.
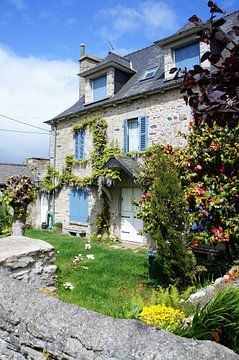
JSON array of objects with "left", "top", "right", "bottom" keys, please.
[
  {"left": 136, "top": 147, "right": 194, "bottom": 286},
  {"left": 1, "top": 175, "right": 37, "bottom": 236},
  {"left": 174, "top": 1, "right": 239, "bottom": 253}
]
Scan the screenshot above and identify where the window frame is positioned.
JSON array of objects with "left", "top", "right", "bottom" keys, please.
[
  {"left": 142, "top": 66, "right": 158, "bottom": 80},
  {"left": 74, "top": 128, "right": 86, "bottom": 160}
]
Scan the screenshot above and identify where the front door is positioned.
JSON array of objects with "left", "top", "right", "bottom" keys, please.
[{"left": 121, "top": 187, "right": 144, "bottom": 243}]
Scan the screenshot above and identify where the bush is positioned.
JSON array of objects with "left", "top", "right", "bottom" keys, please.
[
  {"left": 0, "top": 205, "right": 12, "bottom": 235},
  {"left": 136, "top": 149, "right": 195, "bottom": 286},
  {"left": 175, "top": 287, "right": 239, "bottom": 354},
  {"left": 138, "top": 304, "right": 185, "bottom": 331}
]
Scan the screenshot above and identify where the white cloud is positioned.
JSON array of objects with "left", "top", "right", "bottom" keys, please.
[
  {"left": 0, "top": 45, "right": 78, "bottom": 163},
  {"left": 8, "top": 0, "right": 25, "bottom": 10},
  {"left": 96, "top": 1, "right": 178, "bottom": 42}
]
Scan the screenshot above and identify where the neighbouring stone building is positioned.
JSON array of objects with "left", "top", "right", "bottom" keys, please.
[
  {"left": 0, "top": 158, "right": 50, "bottom": 228},
  {"left": 45, "top": 11, "right": 238, "bottom": 244}
]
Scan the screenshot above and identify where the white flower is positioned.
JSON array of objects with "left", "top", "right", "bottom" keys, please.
[
  {"left": 63, "top": 282, "right": 74, "bottom": 290},
  {"left": 81, "top": 266, "right": 89, "bottom": 270},
  {"left": 86, "top": 254, "right": 95, "bottom": 260},
  {"left": 85, "top": 243, "right": 92, "bottom": 250}
]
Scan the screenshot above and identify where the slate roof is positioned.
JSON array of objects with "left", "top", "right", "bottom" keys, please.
[
  {"left": 47, "top": 10, "right": 238, "bottom": 123},
  {"left": 0, "top": 164, "right": 33, "bottom": 185},
  {"left": 80, "top": 51, "right": 134, "bottom": 77},
  {"left": 104, "top": 156, "right": 141, "bottom": 179}
]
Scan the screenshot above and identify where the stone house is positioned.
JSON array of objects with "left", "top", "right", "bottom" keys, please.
[
  {"left": 0, "top": 158, "right": 50, "bottom": 228},
  {"left": 46, "top": 11, "right": 238, "bottom": 244}
]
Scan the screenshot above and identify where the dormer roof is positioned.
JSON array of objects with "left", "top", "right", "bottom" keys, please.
[{"left": 80, "top": 51, "right": 135, "bottom": 77}]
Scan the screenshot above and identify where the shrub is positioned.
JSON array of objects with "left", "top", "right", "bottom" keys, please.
[
  {"left": 136, "top": 149, "right": 195, "bottom": 285},
  {"left": 175, "top": 287, "right": 239, "bottom": 354},
  {"left": 0, "top": 205, "right": 12, "bottom": 235},
  {"left": 138, "top": 304, "right": 185, "bottom": 330}
]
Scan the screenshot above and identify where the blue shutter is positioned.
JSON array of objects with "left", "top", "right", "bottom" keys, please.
[
  {"left": 92, "top": 75, "right": 107, "bottom": 101},
  {"left": 70, "top": 189, "right": 88, "bottom": 223},
  {"left": 175, "top": 42, "right": 200, "bottom": 69},
  {"left": 123, "top": 119, "right": 128, "bottom": 153},
  {"left": 75, "top": 129, "right": 85, "bottom": 160},
  {"left": 139, "top": 116, "right": 148, "bottom": 152}
]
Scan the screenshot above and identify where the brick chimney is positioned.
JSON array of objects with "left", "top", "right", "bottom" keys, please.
[{"left": 78, "top": 44, "right": 101, "bottom": 98}]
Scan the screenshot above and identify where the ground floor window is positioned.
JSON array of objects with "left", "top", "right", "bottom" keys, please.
[{"left": 69, "top": 189, "right": 88, "bottom": 223}]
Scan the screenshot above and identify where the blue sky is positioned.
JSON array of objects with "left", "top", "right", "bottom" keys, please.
[{"left": 0, "top": 0, "right": 238, "bottom": 162}]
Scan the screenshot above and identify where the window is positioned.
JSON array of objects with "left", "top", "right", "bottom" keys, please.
[
  {"left": 92, "top": 75, "right": 107, "bottom": 101},
  {"left": 123, "top": 116, "right": 148, "bottom": 153},
  {"left": 143, "top": 67, "right": 158, "bottom": 79},
  {"left": 70, "top": 189, "right": 88, "bottom": 223},
  {"left": 75, "top": 129, "right": 85, "bottom": 160},
  {"left": 175, "top": 42, "right": 200, "bottom": 69}
]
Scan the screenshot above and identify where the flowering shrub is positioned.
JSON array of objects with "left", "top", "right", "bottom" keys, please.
[{"left": 138, "top": 304, "right": 185, "bottom": 330}]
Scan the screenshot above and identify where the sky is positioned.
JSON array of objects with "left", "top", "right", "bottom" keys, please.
[{"left": 0, "top": 0, "right": 238, "bottom": 163}]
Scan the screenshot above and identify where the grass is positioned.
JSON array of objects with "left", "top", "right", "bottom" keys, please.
[{"left": 26, "top": 228, "right": 151, "bottom": 317}]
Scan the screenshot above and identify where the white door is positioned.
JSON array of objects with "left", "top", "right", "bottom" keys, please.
[{"left": 121, "top": 187, "right": 144, "bottom": 243}]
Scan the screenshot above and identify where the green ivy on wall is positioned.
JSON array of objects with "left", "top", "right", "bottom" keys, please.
[{"left": 43, "top": 116, "right": 121, "bottom": 192}]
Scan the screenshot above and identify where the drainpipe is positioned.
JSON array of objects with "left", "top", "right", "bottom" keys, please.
[{"left": 52, "top": 122, "right": 57, "bottom": 226}]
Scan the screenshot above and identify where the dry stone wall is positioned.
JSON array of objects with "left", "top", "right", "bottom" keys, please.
[
  {"left": 0, "top": 270, "right": 239, "bottom": 360},
  {"left": 0, "top": 236, "right": 56, "bottom": 288}
]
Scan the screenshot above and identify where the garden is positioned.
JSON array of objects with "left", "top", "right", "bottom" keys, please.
[{"left": 0, "top": 0, "right": 239, "bottom": 356}]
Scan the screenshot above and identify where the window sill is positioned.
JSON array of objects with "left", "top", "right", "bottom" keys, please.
[{"left": 69, "top": 222, "right": 88, "bottom": 226}]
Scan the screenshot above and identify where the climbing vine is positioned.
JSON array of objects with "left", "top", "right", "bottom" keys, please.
[{"left": 43, "top": 116, "right": 121, "bottom": 192}]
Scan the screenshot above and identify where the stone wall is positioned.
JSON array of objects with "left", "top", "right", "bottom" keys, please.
[
  {"left": 0, "top": 270, "right": 238, "bottom": 360},
  {"left": 0, "top": 236, "right": 56, "bottom": 288}
]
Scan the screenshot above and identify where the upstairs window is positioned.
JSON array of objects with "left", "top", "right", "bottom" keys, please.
[
  {"left": 123, "top": 116, "right": 148, "bottom": 153},
  {"left": 92, "top": 75, "right": 107, "bottom": 102},
  {"left": 143, "top": 67, "right": 158, "bottom": 79},
  {"left": 75, "top": 129, "right": 85, "bottom": 160},
  {"left": 175, "top": 42, "right": 200, "bottom": 70}
]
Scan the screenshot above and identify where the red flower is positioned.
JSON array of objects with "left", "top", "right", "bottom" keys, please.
[
  {"left": 189, "top": 121, "right": 193, "bottom": 127},
  {"left": 193, "top": 241, "right": 199, "bottom": 247},
  {"left": 199, "top": 188, "right": 205, "bottom": 195},
  {"left": 141, "top": 195, "right": 146, "bottom": 200},
  {"left": 145, "top": 192, "right": 151, "bottom": 199},
  {"left": 211, "top": 227, "right": 217, "bottom": 234},
  {"left": 219, "top": 166, "right": 225, "bottom": 173}
]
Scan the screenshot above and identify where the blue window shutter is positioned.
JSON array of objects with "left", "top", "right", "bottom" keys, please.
[
  {"left": 75, "top": 129, "right": 85, "bottom": 160},
  {"left": 139, "top": 116, "right": 148, "bottom": 151},
  {"left": 123, "top": 119, "right": 128, "bottom": 153},
  {"left": 92, "top": 75, "right": 107, "bottom": 101},
  {"left": 70, "top": 189, "right": 88, "bottom": 223},
  {"left": 175, "top": 42, "right": 200, "bottom": 69}
]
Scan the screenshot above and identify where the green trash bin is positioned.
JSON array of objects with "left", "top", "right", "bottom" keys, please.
[{"left": 148, "top": 249, "right": 159, "bottom": 280}]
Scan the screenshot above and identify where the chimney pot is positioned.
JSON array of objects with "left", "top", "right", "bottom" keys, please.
[{"left": 80, "top": 43, "right": 85, "bottom": 57}]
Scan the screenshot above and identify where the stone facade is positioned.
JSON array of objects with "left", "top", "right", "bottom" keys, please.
[
  {"left": 1, "top": 270, "right": 239, "bottom": 359},
  {"left": 50, "top": 87, "right": 190, "bottom": 238}
]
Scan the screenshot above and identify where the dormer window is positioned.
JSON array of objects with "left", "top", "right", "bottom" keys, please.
[
  {"left": 143, "top": 67, "right": 158, "bottom": 79},
  {"left": 175, "top": 42, "right": 200, "bottom": 70},
  {"left": 92, "top": 75, "right": 107, "bottom": 102}
]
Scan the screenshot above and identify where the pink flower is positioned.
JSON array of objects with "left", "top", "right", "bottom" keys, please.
[
  {"left": 199, "top": 188, "right": 205, "bottom": 195},
  {"left": 145, "top": 192, "right": 151, "bottom": 199},
  {"left": 189, "top": 121, "right": 193, "bottom": 127},
  {"left": 141, "top": 195, "right": 146, "bottom": 200},
  {"left": 193, "top": 241, "right": 199, "bottom": 247},
  {"left": 194, "top": 165, "right": 202, "bottom": 172},
  {"left": 219, "top": 226, "right": 223, "bottom": 232},
  {"left": 211, "top": 227, "right": 217, "bottom": 234}
]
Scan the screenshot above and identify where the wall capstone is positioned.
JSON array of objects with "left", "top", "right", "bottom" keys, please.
[
  {"left": 0, "top": 271, "right": 238, "bottom": 360},
  {"left": 0, "top": 236, "right": 56, "bottom": 289}
]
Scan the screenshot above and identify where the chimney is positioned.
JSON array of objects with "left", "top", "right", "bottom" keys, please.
[{"left": 78, "top": 44, "right": 101, "bottom": 98}]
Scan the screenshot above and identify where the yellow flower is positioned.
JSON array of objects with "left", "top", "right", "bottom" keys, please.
[{"left": 138, "top": 304, "right": 185, "bottom": 330}]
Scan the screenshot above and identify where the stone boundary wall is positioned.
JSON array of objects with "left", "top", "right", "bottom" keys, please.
[
  {"left": 0, "top": 236, "right": 56, "bottom": 288},
  {"left": 0, "top": 271, "right": 239, "bottom": 360}
]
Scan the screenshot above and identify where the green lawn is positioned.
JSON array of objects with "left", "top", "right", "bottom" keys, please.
[{"left": 26, "top": 228, "right": 150, "bottom": 317}]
